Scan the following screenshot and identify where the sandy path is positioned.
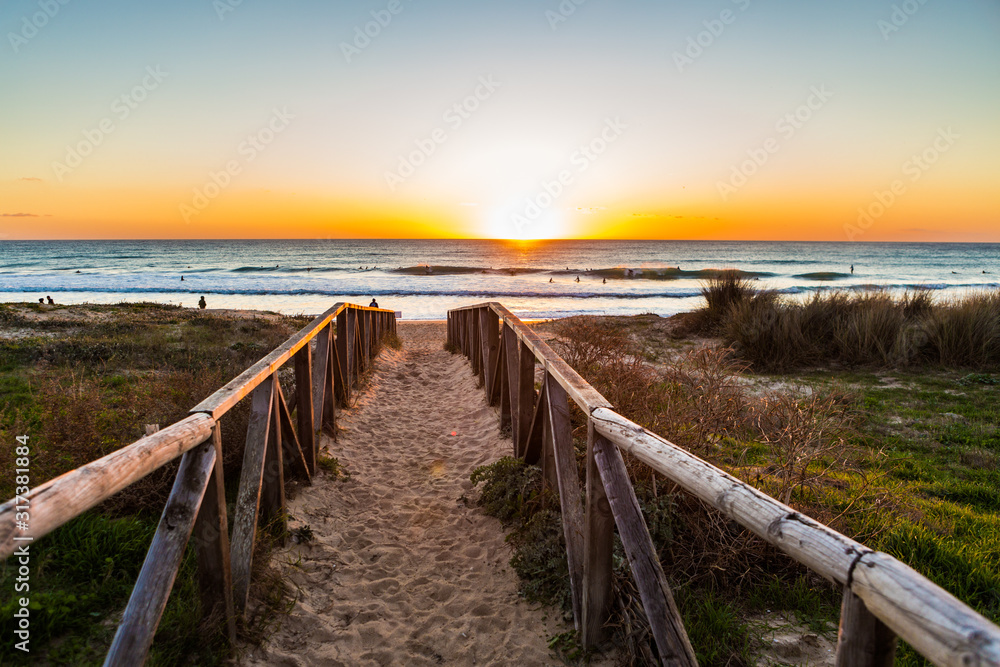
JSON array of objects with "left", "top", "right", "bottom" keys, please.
[{"left": 241, "top": 322, "right": 569, "bottom": 666}]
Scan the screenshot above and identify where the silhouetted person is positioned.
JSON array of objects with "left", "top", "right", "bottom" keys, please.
[
  {"left": 38, "top": 298, "right": 44, "bottom": 304},
  {"left": 575, "top": 276, "right": 580, "bottom": 283},
  {"left": 198, "top": 296, "right": 207, "bottom": 309},
  {"left": 850, "top": 265, "right": 854, "bottom": 274},
  {"left": 602, "top": 278, "right": 606, "bottom": 284},
  {"left": 181, "top": 275, "right": 184, "bottom": 281},
  {"left": 46, "top": 296, "right": 54, "bottom": 304},
  {"left": 369, "top": 298, "right": 379, "bottom": 308},
  {"left": 549, "top": 278, "right": 553, "bottom": 283}
]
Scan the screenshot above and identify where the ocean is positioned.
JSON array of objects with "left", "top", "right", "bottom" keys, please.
[{"left": 0, "top": 240, "right": 997, "bottom": 320}]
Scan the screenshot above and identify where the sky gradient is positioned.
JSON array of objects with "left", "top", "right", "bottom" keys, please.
[{"left": 2, "top": 0, "right": 998, "bottom": 241}]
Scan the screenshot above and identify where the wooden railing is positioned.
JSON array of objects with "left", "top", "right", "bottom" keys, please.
[
  {"left": 0, "top": 302, "right": 396, "bottom": 666},
  {"left": 447, "top": 302, "right": 1000, "bottom": 667}
]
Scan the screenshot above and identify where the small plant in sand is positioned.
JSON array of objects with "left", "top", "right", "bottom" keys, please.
[{"left": 318, "top": 455, "right": 349, "bottom": 479}]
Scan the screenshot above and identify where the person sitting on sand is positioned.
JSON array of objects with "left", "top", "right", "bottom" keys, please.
[
  {"left": 38, "top": 298, "right": 44, "bottom": 304},
  {"left": 369, "top": 298, "right": 379, "bottom": 308},
  {"left": 46, "top": 296, "right": 54, "bottom": 304},
  {"left": 198, "top": 296, "right": 207, "bottom": 309}
]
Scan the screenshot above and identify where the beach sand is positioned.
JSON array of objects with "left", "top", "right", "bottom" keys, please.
[{"left": 239, "top": 321, "right": 586, "bottom": 666}]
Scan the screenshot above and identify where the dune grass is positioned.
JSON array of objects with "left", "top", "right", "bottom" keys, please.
[
  {"left": 695, "top": 274, "right": 1000, "bottom": 371},
  {"left": 482, "top": 313, "right": 999, "bottom": 665},
  {"left": 0, "top": 302, "right": 310, "bottom": 665}
]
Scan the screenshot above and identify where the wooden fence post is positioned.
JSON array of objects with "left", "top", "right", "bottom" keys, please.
[
  {"left": 294, "top": 344, "right": 315, "bottom": 475},
  {"left": 336, "top": 308, "right": 350, "bottom": 405},
  {"left": 482, "top": 308, "right": 500, "bottom": 404},
  {"left": 517, "top": 338, "right": 536, "bottom": 458},
  {"left": 276, "top": 383, "right": 311, "bottom": 482},
  {"left": 545, "top": 371, "right": 586, "bottom": 632},
  {"left": 230, "top": 379, "right": 274, "bottom": 611},
  {"left": 322, "top": 336, "right": 337, "bottom": 436},
  {"left": 260, "top": 375, "right": 285, "bottom": 530},
  {"left": 836, "top": 587, "right": 897, "bottom": 667},
  {"left": 311, "top": 324, "right": 331, "bottom": 433},
  {"left": 592, "top": 434, "right": 698, "bottom": 666},
  {"left": 105, "top": 438, "right": 218, "bottom": 666},
  {"left": 193, "top": 423, "right": 236, "bottom": 644},
  {"left": 503, "top": 323, "right": 521, "bottom": 449},
  {"left": 582, "top": 423, "right": 614, "bottom": 648}
]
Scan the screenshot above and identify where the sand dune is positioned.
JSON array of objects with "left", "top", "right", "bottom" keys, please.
[{"left": 240, "top": 322, "right": 574, "bottom": 666}]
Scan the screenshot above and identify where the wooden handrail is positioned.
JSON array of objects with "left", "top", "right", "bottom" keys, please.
[
  {"left": 0, "top": 413, "right": 215, "bottom": 558},
  {"left": 447, "top": 302, "right": 1000, "bottom": 667},
  {"left": 0, "top": 302, "right": 397, "bottom": 666}
]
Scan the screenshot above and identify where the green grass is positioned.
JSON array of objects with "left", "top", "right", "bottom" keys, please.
[
  {"left": 0, "top": 303, "right": 311, "bottom": 664},
  {"left": 521, "top": 316, "right": 1000, "bottom": 665}
]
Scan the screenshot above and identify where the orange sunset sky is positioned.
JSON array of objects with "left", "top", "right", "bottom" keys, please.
[{"left": 2, "top": 1, "right": 998, "bottom": 242}]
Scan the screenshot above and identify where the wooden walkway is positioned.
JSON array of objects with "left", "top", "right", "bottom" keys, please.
[
  {"left": 2, "top": 300, "right": 998, "bottom": 667},
  {"left": 241, "top": 323, "right": 573, "bottom": 666}
]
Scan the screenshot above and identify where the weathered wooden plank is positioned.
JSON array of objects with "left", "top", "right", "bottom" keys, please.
[
  {"left": 0, "top": 412, "right": 214, "bottom": 559},
  {"left": 836, "top": 587, "right": 896, "bottom": 667},
  {"left": 276, "top": 382, "right": 310, "bottom": 483},
  {"left": 192, "top": 423, "right": 236, "bottom": 644},
  {"left": 498, "top": 338, "right": 511, "bottom": 434},
  {"left": 230, "top": 380, "right": 273, "bottom": 611},
  {"left": 322, "top": 335, "right": 337, "bottom": 436},
  {"left": 332, "top": 330, "right": 348, "bottom": 408},
  {"left": 503, "top": 323, "right": 521, "bottom": 448},
  {"left": 191, "top": 302, "right": 346, "bottom": 417},
  {"left": 294, "top": 344, "right": 315, "bottom": 475},
  {"left": 105, "top": 439, "right": 217, "bottom": 667},
  {"left": 592, "top": 434, "right": 698, "bottom": 666},
  {"left": 360, "top": 309, "right": 370, "bottom": 368},
  {"left": 582, "top": 424, "right": 614, "bottom": 648},
  {"left": 483, "top": 308, "right": 500, "bottom": 405},
  {"left": 473, "top": 308, "right": 484, "bottom": 380},
  {"left": 591, "top": 407, "right": 867, "bottom": 586},
  {"left": 489, "top": 331, "right": 504, "bottom": 407},
  {"left": 540, "top": 383, "right": 558, "bottom": 494},
  {"left": 260, "top": 377, "right": 286, "bottom": 529},
  {"left": 849, "top": 551, "right": 1000, "bottom": 667},
  {"left": 517, "top": 338, "right": 536, "bottom": 458},
  {"left": 523, "top": 377, "right": 547, "bottom": 464},
  {"left": 353, "top": 310, "right": 364, "bottom": 380},
  {"left": 336, "top": 308, "right": 351, "bottom": 405},
  {"left": 545, "top": 371, "right": 586, "bottom": 633},
  {"left": 343, "top": 308, "right": 357, "bottom": 386},
  {"left": 311, "top": 324, "right": 331, "bottom": 432}
]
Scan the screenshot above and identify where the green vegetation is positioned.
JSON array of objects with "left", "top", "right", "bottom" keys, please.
[
  {"left": 491, "top": 312, "right": 999, "bottom": 665},
  {"left": 0, "top": 302, "right": 310, "bottom": 665},
  {"left": 694, "top": 273, "right": 1000, "bottom": 371}
]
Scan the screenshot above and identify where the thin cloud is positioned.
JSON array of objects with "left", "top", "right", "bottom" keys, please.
[
  {"left": 19, "top": 177, "right": 42, "bottom": 182},
  {"left": 1, "top": 212, "right": 41, "bottom": 217}
]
